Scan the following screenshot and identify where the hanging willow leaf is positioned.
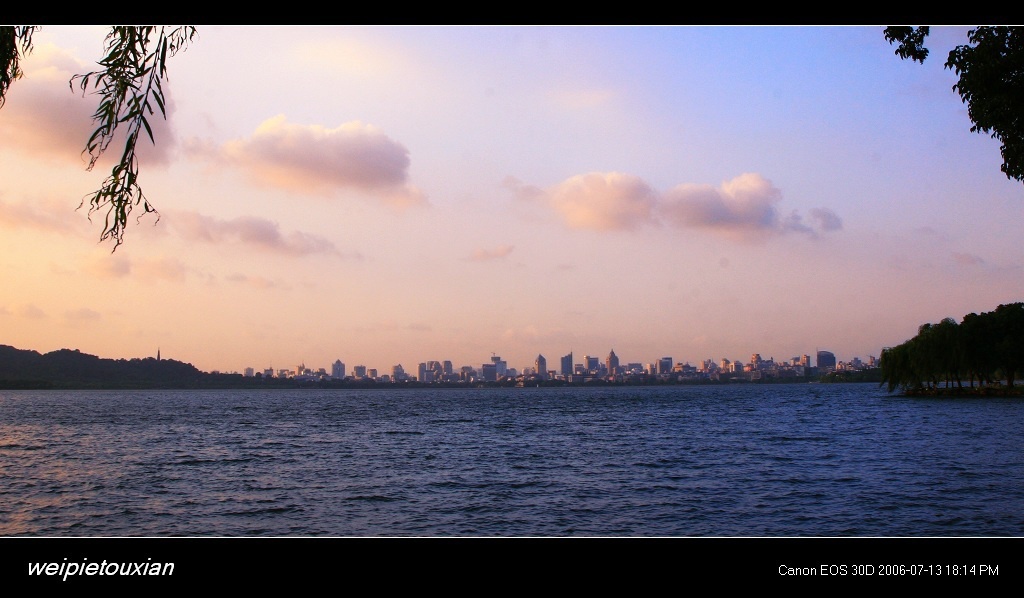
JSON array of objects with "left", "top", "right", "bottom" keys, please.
[{"left": 72, "top": 26, "right": 197, "bottom": 250}]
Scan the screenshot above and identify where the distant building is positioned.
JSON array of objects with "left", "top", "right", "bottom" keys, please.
[
  {"left": 658, "top": 357, "right": 673, "bottom": 375},
  {"left": 606, "top": 350, "right": 619, "bottom": 377},
  {"left": 490, "top": 355, "right": 507, "bottom": 378},
  {"left": 535, "top": 354, "right": 547, "bottom": 380},
  {"left": 816, "top": 351, "right": 836, "bottom": 370},
  {"left": 353, "top": 365, "right": 367, "bottom": 378},
  {"left": 331, "top": 360, "right": 345, "bottom": 379},
  {"left": 561, "top": 353, "right": 573, "bottom": 377}
]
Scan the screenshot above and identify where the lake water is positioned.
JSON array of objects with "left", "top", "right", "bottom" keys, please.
[{"left": 2, "top": 383, "right": 1022, "bottom": 537}]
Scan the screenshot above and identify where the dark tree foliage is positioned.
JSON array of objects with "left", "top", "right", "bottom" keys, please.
[
  {"left": 0, "top": 25, "right": 196, "bottom": 250},
  {"left": 885, "top": 26, "right": 1024, "bottom": 183},
  {"left": 880, "top": 303, "right": 1024, "bottom": 392},
  {"left": 0, "top": 26, "right": 35, "bottom": 108}
]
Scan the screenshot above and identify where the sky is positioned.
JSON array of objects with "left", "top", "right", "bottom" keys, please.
[{"left": 1, "top": 25, "right": 1022, "bottom": 375}]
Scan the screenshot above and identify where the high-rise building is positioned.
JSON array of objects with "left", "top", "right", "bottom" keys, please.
[
  {"left": 658, "top": 357, "right": 673, "bottom": 375},
  {"left": 816, "top": 350, "right": 836, "bottom": 370},
  {"left": 331, "top": 360, "right": 345, "bottom": 379},
  {"left": 606, "top": 350, "right": 619, "bottom": 377},
  {"left": 584, "top": 355, "right": 599, "bottom": 372},
  {"left": 490, "top": 355, "right": 507, "bottom": 378},
  {"left": 561, "top": 353, "right": 573, "bottom": 377},
  {"left": 535, "top": 354, "right": 547, "bottom": 380},
  {"left": 353, "top": 365, "right": 367, "bottom": 378}
]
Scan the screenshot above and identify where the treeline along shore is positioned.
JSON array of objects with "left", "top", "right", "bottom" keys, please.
[
  {"left": 880, "top": 302, "right": 1024, "bottom": 396},
  {"left": 0, "top": 344, "right": 881, "bottom": 390}
]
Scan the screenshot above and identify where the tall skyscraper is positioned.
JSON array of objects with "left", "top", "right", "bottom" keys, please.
[
  {"left": 331, "top": 360, "right": 345, "bottom": 379},
  {"left": 606, "top": 350, "right": 619, "bottom": 377},
  {"left": 535, "top": 354, "right": 547, "bottom": 379},
  {"left": 816, "top": 351, "right": 836, "bottom": 370},
  {"left": 561, "top": 352, "right": 573, "bottom": 377}
]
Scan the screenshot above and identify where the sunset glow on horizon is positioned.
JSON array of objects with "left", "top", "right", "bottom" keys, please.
[{"left": 2, "top": 25, "right": 1022, "bottom": 375}]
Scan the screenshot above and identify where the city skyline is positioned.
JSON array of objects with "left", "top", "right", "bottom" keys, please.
[
  {"left": 2, "top": 26, "right": 1022, "bottom": 374},
  {"left": 230, "top": 347, "right": 858, "bottom": 380}
]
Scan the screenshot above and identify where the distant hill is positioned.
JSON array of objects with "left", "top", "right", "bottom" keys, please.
[{"left": 0, "top": 344, "right": 209, "bottom": 389}]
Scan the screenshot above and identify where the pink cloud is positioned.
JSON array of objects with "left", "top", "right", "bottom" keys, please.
[
  {"left": 549, "top": 172, "right": 658, "bottom": 231},
  {"left": 661, "top": 173, "right": 840, "bottom": 241},
  {"left": 952, "top": 252, "right": 985, "bottom": 266},
  {"left": 501, "top": 176, "right": 546, "bottom": 202},
  {"left": 135, "top": 257, "right": 188, "bottom": 282},
  {"left": 63, "top": 307, "right": 101, "bottom": 323},
  {"left": 0, "top": 197, "right": 80, "bottom": 234},
  {"left": 661, "top": 173, "right": 783, "bottom": 238},
  {"left": 513, "top": 171, "right": 840, "bottom": 242},
  {"left": 222, "top": 115, "right": 426, "bottom": 209},
  {"left": 225, "top": 273, "right": 285, "bottom": 289},
  {"left": 169, "top": 211, "right": 353, "bottom": 258},
  {"left": 87, "top": 255, "right": 132, "bottom": 278},
  {"left": 6, "top": 304, "right": 48, "bottom": 319},
  {"left": 810, "top": 207, "right": 843, "bottom": 232},
  {"left": 469, "top": 244, "right": 515, "bottom": 261}
]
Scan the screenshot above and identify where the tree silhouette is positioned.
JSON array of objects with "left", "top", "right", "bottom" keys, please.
[{"left": 880, "top": 303, "right": 1024, "bottom": 393}]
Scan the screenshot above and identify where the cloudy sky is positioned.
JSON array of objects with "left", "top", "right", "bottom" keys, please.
[{"left": 1, "top": 25, "right": 1021, "bottom": 374}]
